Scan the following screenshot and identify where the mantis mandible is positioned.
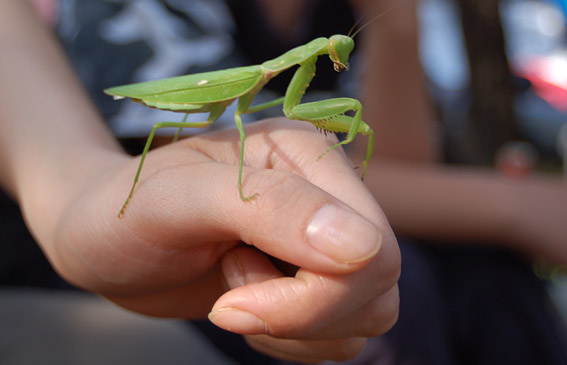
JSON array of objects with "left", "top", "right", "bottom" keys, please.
[{"left": 106, "top": 34, "right": 374, "bottom": 217}]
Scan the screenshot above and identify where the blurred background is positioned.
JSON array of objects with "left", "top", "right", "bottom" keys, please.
[
  {"left": 1, "top": 0, "right": 566, "bottom": 364},
  {"left": 419, "top": 0, "right": 567, "bottom": 327},
  {"left": 420, "top": 0, "right": 566, "bottom": 170}
]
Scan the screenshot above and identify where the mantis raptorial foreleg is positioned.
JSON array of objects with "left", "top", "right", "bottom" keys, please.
[
  {"left": 315, "top": 114, "right": 375, "bottom": 179},
  {"left": 290, "top": 98, "right": 372, "bottom": 178},
  {"left": 281, "top": 59, "right": 373, "bottom": 177}
]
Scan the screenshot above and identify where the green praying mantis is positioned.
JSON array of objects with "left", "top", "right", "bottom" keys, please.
[{"left": 106, "top": 33, "right": 374, "bottom": 218}]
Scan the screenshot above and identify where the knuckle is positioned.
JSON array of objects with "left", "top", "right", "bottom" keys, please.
[
  {"left": 377, "top": 233, "right": 402, "bottom": 287},
  {"left": 248, "top": 171, "right": 323, "bottom": 225},
  {"left": 327, "top": 338, "right": 368, "bottom": 362},
  {"left": 244, "top": 336, "right": 366, "bottom": 363},
  {"left": 360, "top": 285, "right": 400, "bottom": 337}
]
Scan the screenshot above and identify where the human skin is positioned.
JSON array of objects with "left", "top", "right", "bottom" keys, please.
[{"left": 0, "top": 1, "right": 400, "bottom": 362}]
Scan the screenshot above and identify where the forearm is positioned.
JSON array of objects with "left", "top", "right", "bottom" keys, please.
[
  {"left": 0, "top": 1, "right": 125, "bottom": 267},
  {"left": 0, "top": 1, "right": 122, "bottom": 208},
  {"left": 366, "top": 163, "right": 513, "bottom": 243},
  {"left": 367, "top": 162, "right": 566, "bottom": 258}
]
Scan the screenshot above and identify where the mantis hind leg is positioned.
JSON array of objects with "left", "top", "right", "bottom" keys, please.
[{"left": 118, "top": 106, "right": 225, "bottom": 218}]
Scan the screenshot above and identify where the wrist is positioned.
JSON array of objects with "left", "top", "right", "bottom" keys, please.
[{"left": 18, "top": 146, "right": 126, "bottom": 258}]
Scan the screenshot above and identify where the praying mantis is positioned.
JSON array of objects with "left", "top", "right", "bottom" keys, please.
[{"left": 105, "top": 33, "right": 374, "bottom": 218}]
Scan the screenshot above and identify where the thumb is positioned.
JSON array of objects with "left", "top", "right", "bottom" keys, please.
[{"left": 127, "top": 152, "right": 382, "bottom": 274}]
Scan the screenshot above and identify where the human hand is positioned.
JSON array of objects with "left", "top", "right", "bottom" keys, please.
[{"left": 22, "top": 118, "right": 400, "bottom": 362}]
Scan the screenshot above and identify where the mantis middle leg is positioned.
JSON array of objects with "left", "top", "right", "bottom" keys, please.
[{"left": 234, "top": 92, "right": 261, "bottom": 201}]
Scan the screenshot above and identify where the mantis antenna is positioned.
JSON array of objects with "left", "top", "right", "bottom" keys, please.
[{"left": 349, "top": 2, "right": 401, "bottom": 39}]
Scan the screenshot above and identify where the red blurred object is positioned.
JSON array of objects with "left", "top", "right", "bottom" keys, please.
[
  {"left": 495, "top": 141, "right": 539, "bottom": 178},
  {"left": 514, "top": 53, "right": 567, "bottom": 112}
]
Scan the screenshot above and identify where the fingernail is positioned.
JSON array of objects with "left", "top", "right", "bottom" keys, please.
[
  {"left": 208, "top": 308, "right": 268, "bottom": 334},
  {"left": 306, "top": 204, "right": 381, "bottom": 264}
]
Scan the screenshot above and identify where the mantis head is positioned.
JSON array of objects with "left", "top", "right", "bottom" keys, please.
[
  {"left": 328, "top": 5, "right": 395, "bottom": 73},
  {"left": 328, "top": 35, "right": 354, "bottom": 72}
]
